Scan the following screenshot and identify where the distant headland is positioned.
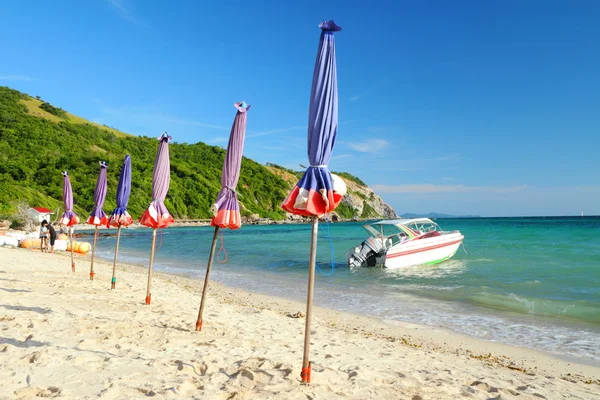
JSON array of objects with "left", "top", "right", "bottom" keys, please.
[{"left": 400, "top": 212, "right": 481, "bottom": 219}]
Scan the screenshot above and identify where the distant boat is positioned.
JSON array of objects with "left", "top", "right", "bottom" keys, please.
[{"left": 581, "top": 212, "right": 584, "bottom": 218}]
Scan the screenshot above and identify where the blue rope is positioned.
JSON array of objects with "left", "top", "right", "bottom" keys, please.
[{"left": 315, "top": 216, "right": 336, "bottom": 276}]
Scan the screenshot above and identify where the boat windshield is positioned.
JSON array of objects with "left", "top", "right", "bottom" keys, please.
[
  {"left": 364, "top": 220, "right": 441, "bottom": 238},
  {"left": 363, "top": 224, "right": 403, "bottom": 238},
  {"left": 404, "top": 221, "right": 440, "bottom": 235}
]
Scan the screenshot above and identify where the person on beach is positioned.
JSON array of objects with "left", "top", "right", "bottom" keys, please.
[
  {"left": 42, "top": 220, "right": 57, "bottom": 253},
  {"left": 39, "top": 224, "right": 48, "bottom": 252}
]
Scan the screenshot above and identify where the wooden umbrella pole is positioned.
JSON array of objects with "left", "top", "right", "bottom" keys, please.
[
  {"left": 70, "top": 226, "right": 75, "bottom": 273},
  {"left": 195, "top": 226, "right": 220, "bottom": 332},
  {"left": 111, "top": 226, "right": 122, "bottom": 289},
  {"left": 90, "top": 225, "right": 98, "bottom": 280},
  {"left": 145, "top": 228, "right": 157, "bottom": 305},
  {"left": 301, "top": 216, "right": 319, "bottom": 384}
]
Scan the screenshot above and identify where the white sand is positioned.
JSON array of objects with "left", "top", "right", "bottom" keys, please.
[{"left": 0, "top": 246, "right": 598, "bottom": 399}]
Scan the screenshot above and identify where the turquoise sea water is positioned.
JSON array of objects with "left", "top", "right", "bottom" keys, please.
[{"left": 89, "top": 217, "right": 600, "bottom": 362}]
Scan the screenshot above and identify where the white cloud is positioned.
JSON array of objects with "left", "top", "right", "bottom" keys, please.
[
  {"left": 101, "top": 105, "right": 228, "bottom": 131},
  {"left": 347, "top": 77, "right": 389, "bottom": 102},
  {"left": 371, "top": 184, "right": 529, "bottom": 194},
  {"left": 246, "top": 125, "right": 304, "bottom": 138},
  {"left": 105, "top": 0, "right": 144, "bottom": 25},
  {"left": 207, "top": 136, "right": 229, "bottom": 144},
  {"left": 366, "top": 126, "right": 388, "bottom": 134},
  {"left": 348, "top": 138, "right": 390, "bottom": 153},
  {"left": 0, "top": 75, "right": 32, "bottom": 81},
  {"left": 331, "top": 153, "right": 351, "bottom": 160}
]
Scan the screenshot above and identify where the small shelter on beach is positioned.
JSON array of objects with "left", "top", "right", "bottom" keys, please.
[{"left": 28, "top": 207, "right": 53, "bottom": 223}]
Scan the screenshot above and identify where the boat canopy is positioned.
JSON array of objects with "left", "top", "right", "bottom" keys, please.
[
  {"left": 364, "top": 218, "right": 441, "bottom": 239},
  {"left": 370, "top": 218, "right": 436, "bottom": 226}
]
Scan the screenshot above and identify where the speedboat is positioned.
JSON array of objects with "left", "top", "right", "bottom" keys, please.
[{"left": 346, "top": 218, "right": 464, "bottom": 269}]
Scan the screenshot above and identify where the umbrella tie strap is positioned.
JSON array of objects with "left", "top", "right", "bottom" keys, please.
[
  {"left": 224, "top": 185, "right": 242, "bottom": 198},
  {"left": 217, "top": 233, "right": 228, "bottom": 264},
  {"left": 315, "top": 216, "right": 336, "bottom": 276},
  {"left": 309, "top": 165, "right": 327, "bottom": 168},
  {"left": 157, "top": 228, "right": 163, "bottom": 251}
]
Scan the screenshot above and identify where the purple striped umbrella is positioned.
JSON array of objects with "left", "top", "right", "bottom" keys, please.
[
  {"left": 195, "top": 101, "right": 250, "bottom": 332},
  {"left": 108, "top": 155, "right": 133, "bottom": 289},
  {"left": 280, "top": 20, "right": 345, "bottom": 384},
  {"left": 140, "top": 133, "right": 174, "bottom": 304},
  {"left": 88, "top": 161, "right": 108, "bottom": 280},
  {"left": 60, "top": 171, "right": 80, "bottom": 272}
]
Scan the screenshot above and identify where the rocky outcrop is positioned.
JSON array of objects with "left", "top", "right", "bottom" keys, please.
[
  {"left": 340, "top": 179, "right": 397, "bottom": 219},
  {"left": 264, "top": 166, "right": 397, "bottom": 221}
]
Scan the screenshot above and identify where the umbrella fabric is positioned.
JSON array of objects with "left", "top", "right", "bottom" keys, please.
[
  {"left": 107, "top": 155, "right": 133, "bottom": 227},
  {"left": 210, "top": 102, "right": 250, "bottom": 230},
  {"left": 139, "top": 133, "right": 174, "bottom": 228},
  {"left": 282, "top": 20, "right": 346, "bottom": 217},
  {"left": 87, "top": 161, "right": 108, "bottom": 225},
  {"left": 59, "top": 171, "right": 80, "bottom": 226}
]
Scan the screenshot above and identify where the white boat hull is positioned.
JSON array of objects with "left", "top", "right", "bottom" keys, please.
[{"left": 383, "top": 233, "right": 464, "bottom": 269}]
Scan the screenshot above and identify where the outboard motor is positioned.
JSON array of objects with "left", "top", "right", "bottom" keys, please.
[{"left": 347, "top": 236, "right": 385, "bottom": 267}]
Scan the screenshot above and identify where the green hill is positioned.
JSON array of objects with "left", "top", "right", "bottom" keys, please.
[
  {"left": 0, "top": 86, "right": 396, "bottom": 223},
  {"left": 0, "top": 86, "right": 288, "bottom": 220}
]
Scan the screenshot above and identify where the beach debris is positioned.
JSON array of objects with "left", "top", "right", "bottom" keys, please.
[
  {"left": 461, "top": 385, "right": 477, "bottom": 395},
  {"left": 14, "top": 386, "right": 61, "bottom": 398},
  {"left": 24, "top": 351, "right": 41, "bottom": 364},
  {"left": 286, "top": 311, "right": 305, "bottom": 319}
]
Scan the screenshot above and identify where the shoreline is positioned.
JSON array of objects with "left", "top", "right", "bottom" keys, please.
[
  {"left": 1, "top": 246, "right": 599, "bottom": 399},
  {"left": 97, "top": 254, "right": 600, "bottom": 377},
  {"left": 14, "top": 243, "right": 600, "bottom": 371},
  {"left": 86, "top": 240, "right": 600, "bottom": 368},
  {"left": 68, "top": 217, "right": 378, "bottom": 231},
  {"left": 5, "top": 232, "right": 600, "bottom": 366}
]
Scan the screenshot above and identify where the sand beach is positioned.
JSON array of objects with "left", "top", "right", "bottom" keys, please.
[{"left": 0, "top": 246, "right": 598, "bottom": 399}]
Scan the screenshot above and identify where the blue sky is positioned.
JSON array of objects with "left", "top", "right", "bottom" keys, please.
[{"left": 1, "top": 0, "right": 599, "bottom": 216}]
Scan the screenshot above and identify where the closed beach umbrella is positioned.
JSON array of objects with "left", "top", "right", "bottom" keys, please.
[
  {"left": 195, "top": 101, "right": 250, "bottom": 332},
  {"left": 60, "top": 171, "right": 80, "bottom": 272},
  {"left": 281, "top": 20, "right": 345, "bottom": 384},
  {"left": 107, "top": 155, "right": 133, "bottom": 289},
  {"left": 87, "top": 161, "right": 108, "bottom": 281},
  {"left": 140, "top": 133, "right": 174, "bottom": 304}
]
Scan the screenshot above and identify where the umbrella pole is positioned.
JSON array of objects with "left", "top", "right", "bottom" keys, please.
[
  {"left": 90, "top": 225, "right": 98, "bottom": 280},
  {"left": 145, "top": 228, "right": 157, "bottom": 305},
  {"left": 195, "top": 226, "right": 220, "bottom": 331},
  {"left": 70, "top": 226, "right": 75, "bottom": 273},
  {"left": 111, "top": 226, "right": 122, "bottom": 290},
  {"left": 301, "top": 216, "right": 319, "bottom": 384}
]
